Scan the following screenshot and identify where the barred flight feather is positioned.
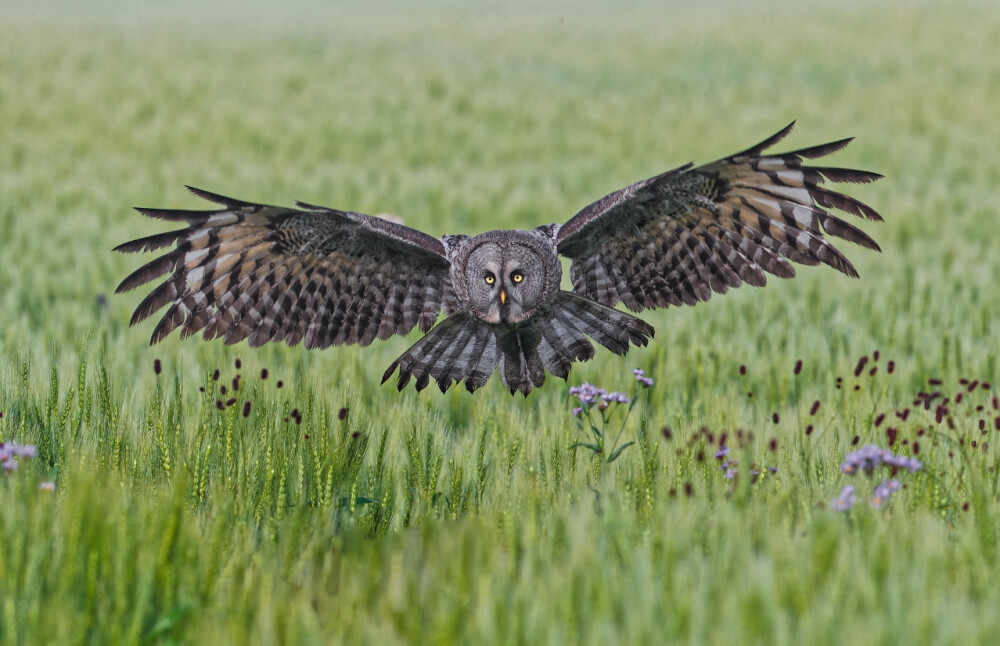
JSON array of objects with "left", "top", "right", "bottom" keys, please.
[
  {"left": 558, "top": 121, "right": 882, "bottom": 312},
  {"left": 115, "top": 187, "right": 454, "bottom": 348}
]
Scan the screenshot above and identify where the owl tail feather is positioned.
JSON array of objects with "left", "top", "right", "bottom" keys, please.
[
  {"left": 381, "top": 312, "right": 500, "bottom": 394},
  {"left": 381, "top": 292, "right": 654, "bottom": 396}
]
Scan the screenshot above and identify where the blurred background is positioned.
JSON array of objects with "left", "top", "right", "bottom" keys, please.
[{"left": 1, "top": 0, "right": 998, "bottom": 397}]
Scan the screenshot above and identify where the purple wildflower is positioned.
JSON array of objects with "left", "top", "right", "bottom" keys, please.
[
  {"left": 569, "top": 382, "right": 606, "bottom": 406},
  {"left": 830, "top": 485, "right": 857, "bottom": 511},
  {"left": 871, "top": 478, "right": 901, "bottom": 509},
  {"left": 718, "top": 457, "right": 738, "bottom": 479},
  {"left": 602, "top": 391, "right": 630, "bottom": 405},
  {"left": 718, "top": 450, "right": 739, "bottom": 478},
  {"left": 841, "top": 445, "right": 922, "bottom": 475},
  {"left": 570, "top": 383, "right": 632, "bottom": 412},
  {"left": 571, "top": 407, "right": 583, "bottom": 417},
  {"left": 841, "top": 445, "right": 884, "bottom": 474},
  {"left": 891, "top": 455, "right": 922, "bottom": 472},
  {"left": 1, "top": 441, "right": 38, "bottom": 472},
  {"left": 633, "top": 369, "right": 654, "bottom": 387}
]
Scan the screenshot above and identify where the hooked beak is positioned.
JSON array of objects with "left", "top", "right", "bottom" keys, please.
[{"left": 499, "top": 288, "right": 507, "bottom": 305}]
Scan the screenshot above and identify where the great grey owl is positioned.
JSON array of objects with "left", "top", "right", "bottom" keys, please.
[{"left": 116, "top": 123, "right": 880, "bottom": 395}]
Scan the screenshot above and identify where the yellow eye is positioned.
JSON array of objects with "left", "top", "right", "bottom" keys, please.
[
  {"left": 511, "top": 273, "right": 524, "bottom": 283},
  {"left": 485, "top": 275, "right": 495, "bottom": 284}
]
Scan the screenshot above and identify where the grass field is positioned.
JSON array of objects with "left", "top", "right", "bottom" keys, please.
[{"left": 2, "top": 1, "right": 1000, "bottom": 643}]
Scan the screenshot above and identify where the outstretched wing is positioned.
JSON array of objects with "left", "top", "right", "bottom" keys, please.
[
  {"left": 115, "top": 187, "right": 456, "bottom": 348},
  {"left": 556, "top": 122, "right": 882, "bottom": 311}
]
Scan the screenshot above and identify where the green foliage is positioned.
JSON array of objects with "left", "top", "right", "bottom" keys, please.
[{"left": 2, "top": 1, "right": 1000, "bottom": 643}]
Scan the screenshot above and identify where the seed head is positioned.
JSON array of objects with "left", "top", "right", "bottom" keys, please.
[{"left": 854, "top": 356, "right": 869, "bottom": 377}]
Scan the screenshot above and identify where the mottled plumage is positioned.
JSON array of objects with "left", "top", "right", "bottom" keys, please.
[{"left": 116, "top": 122, "right": 881, "bottom": 395}]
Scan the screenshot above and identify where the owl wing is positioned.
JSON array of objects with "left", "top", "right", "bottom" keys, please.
[
  {"left": 556, "top": 122, "right": 882, "bottom": 311},
  {"left": 115, "top": 186, "right": 457, "bottom": 348}
]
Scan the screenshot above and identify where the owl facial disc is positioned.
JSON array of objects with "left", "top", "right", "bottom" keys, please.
[{"left": 454, "top": 230, "right": 561, "bottom": 325}]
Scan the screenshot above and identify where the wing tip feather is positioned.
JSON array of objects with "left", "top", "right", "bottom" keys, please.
[
  {"left": 184, "top": 185, "right": 254, "bottom": 208},
  {"left": 732, "top": 121, "right": 797, "bottom": 158}
]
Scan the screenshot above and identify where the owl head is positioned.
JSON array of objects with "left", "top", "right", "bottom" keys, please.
[{"left": 451, "top": 230, "right": 561, "bottom": 325}]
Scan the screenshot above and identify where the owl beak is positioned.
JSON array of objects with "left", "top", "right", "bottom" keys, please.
[{"left": 499, "top": 288, "right": 508, "bottom": 305}]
